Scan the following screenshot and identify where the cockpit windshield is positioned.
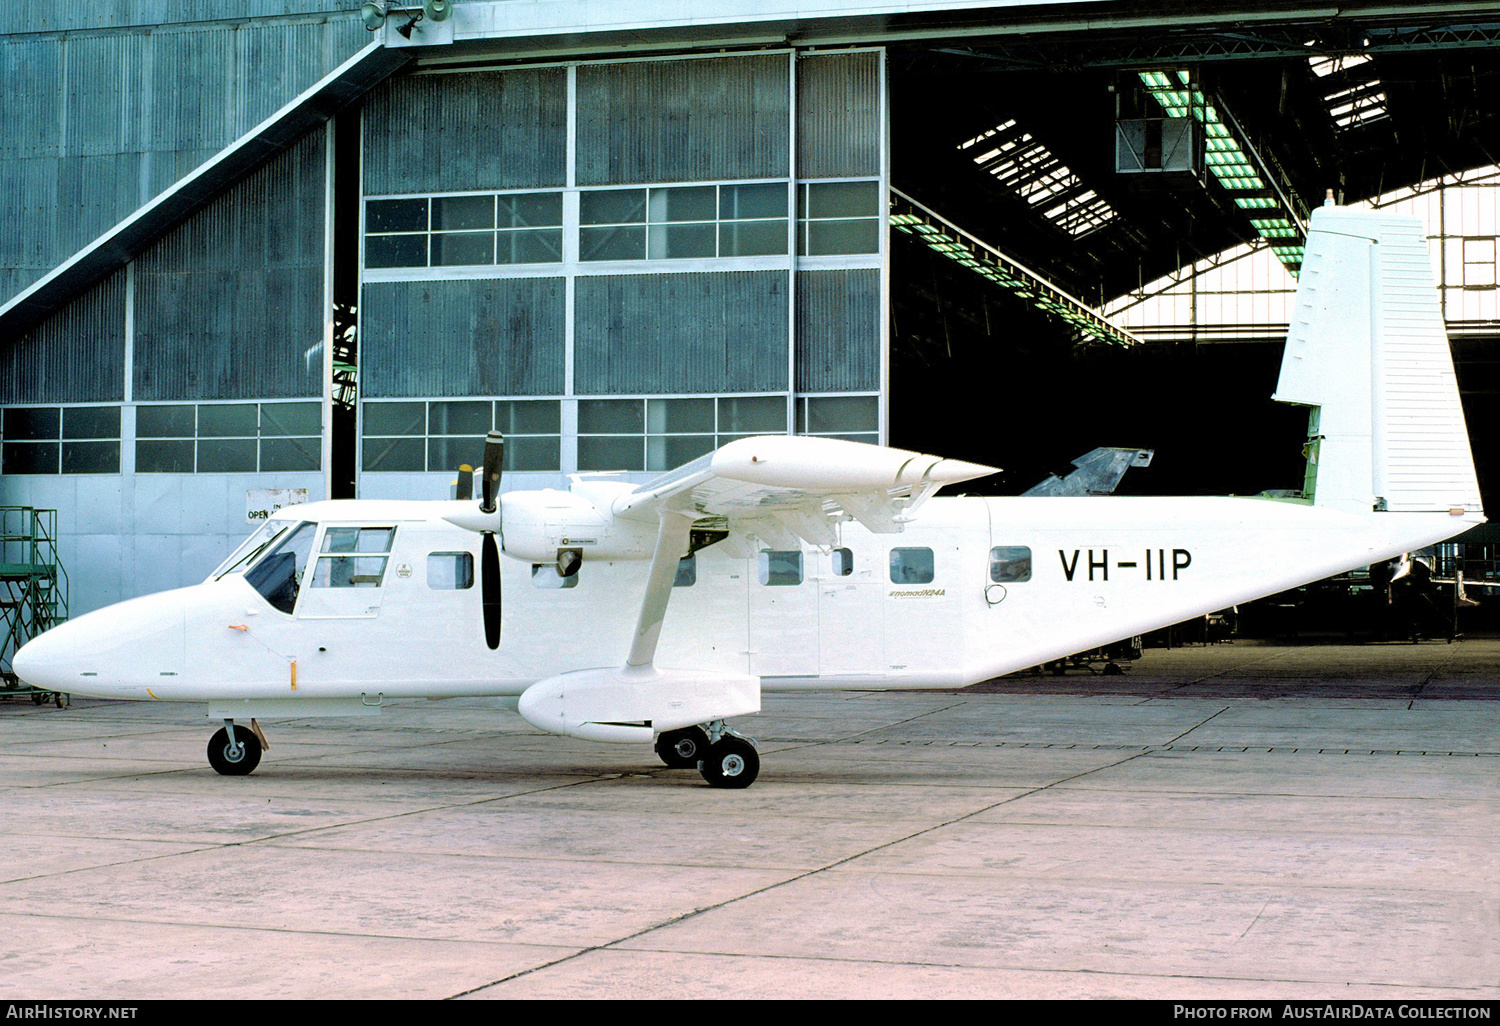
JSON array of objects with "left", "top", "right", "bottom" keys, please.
[
  {"left": 243, "top": 521, "right": 316, "bottom": 614},
  {"left": 212, "top": 520, "right": 291, "bottom": 580}
]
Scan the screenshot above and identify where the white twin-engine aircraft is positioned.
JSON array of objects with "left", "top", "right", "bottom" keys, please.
[{"left": 14, "top": 207, "right": 1485, "bottom": 787}]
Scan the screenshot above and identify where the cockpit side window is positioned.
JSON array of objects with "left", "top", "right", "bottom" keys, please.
[
  {"left": 213, "top": 520, "right": 289, "bottom": 580},
  {"left": 244, "top": 521, "right": 316, "bottom": 614},
  {"left": 311, "top": 526, "right": 397, "bottom": 588}
]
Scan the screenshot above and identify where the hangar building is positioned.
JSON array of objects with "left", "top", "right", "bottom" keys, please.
[{"left": 2, "top": 0, "right": 1497, "bottom": 616}]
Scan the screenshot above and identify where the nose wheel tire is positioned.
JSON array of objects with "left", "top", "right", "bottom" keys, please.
[
  {"left": 655, "top": 726, "right": 710, "bottom": 768},
  {"left": 208, "top": 725, "right": 262, "bottom": 776},
  {"left": 698, "top": 735, "right": 759, "bottom": 789}
]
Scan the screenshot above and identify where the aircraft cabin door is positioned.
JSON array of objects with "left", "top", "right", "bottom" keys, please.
[
  {"left": 817, "top": 543, "right": 885, "bottom": 679},
  {"left": 295, "top": 525, "right": 398, "bottom": 619},
  {"left": 747, "top": 547, "right": 819, "bottom": 678}
]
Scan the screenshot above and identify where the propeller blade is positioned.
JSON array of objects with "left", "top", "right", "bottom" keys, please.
[
  {"left": 455, "top": 463, "right": 473, "bottom": 501},
  {"left": 481, "top": 532, "right": 501, "bottom": 650},
  {"left": 480, "top": 431, "right": 504, "bottom": 514}
]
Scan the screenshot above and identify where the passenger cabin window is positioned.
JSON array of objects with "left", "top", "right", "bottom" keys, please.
[
  {"left": 758, "top": 550, "right": 802, "bottom": 586},
  {"left": 989, "top": 546, "right": 1032, "bottom": 583},
  {"left": 428, "top": 552, "right": 473, "bottom": 590},
  {"left": 312, "top": 527, "right": 396, "bottom": 588},
  {"left": 889, "top": 547, "right": 935, "bottom": 584},
  {"left": 244, "top": 521, "right": 315, "bottom": 614},
  {"left": 674, "top": 554, "right": 696, "bottom": 587},
  {"left": 531, "top": 564, "right": 578, "bottom": 589},
  {"left": 831, "top": 547, "right": 854, "bottom": 576}
]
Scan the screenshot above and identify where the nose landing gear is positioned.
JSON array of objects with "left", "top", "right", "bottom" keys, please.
[{"left": 207, "top": 719, "right": 264, "bottom": 776}]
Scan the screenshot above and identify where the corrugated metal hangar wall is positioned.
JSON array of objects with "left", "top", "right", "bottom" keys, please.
[{"left": 0, "top": 11, "right": 888, "bottom": 614}]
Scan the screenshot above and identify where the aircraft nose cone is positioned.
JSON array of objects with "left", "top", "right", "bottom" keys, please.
[{"left": 11, "top": 628, "right": 68, "bottom": 693}]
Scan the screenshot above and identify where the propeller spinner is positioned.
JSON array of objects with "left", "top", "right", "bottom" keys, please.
[{"left": 479, "top": 432, "right": 503, "bottom": 650}]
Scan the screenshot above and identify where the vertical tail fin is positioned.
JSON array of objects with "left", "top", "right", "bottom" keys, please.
[{"left": 1272, "top": 206, "right": 1482, "bottom": 516}]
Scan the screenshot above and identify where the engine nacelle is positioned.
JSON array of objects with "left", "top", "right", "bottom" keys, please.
[
  {"left": 495, "top": 487, "right": 658, "bottom": 563},
  {"left": 517, "top": 667, "right": 761, "bottom": 743}
]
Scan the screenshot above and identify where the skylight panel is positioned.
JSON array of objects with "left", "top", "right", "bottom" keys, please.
[
  {"left": 962, "top": 121, "right": 1118, "bottom": 237},
  {"left": 1308, "top": 54, "right": 1389, "bottom": 129}
]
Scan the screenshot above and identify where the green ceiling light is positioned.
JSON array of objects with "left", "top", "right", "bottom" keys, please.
[{"left": 1137, "top": 69, "right": 1306, "bottom": 274}]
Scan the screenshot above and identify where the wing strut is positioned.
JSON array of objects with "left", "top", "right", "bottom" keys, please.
[{"left": 626, "top": 510, "right": 696, "bottom": 669}]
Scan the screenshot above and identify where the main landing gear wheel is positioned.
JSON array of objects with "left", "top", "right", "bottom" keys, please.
[
  {"left": 207, "top": 724, "right": 262, "bottom": 776},
  {"left": 655, "top": 726, "right": 710, "bottom": 769},
  {"left": 698, "top": 735, "right": 759, "bottom": 789}
]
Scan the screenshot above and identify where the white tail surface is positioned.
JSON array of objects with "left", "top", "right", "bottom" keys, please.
[{"left": 1273, "top": 206, "right": 1481, "bottom": 515}]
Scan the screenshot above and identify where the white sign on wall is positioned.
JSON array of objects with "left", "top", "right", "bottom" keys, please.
[{"left": 246, "top": 488, "right": 310, "bottom": 524}]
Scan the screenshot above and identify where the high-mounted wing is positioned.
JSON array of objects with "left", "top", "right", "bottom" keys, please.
[
  {"left": 611, "top": 436, "right": 997, "bottom": 669},
  {"left": 613, "top": 435, "right": 998, "bottom": 550}
]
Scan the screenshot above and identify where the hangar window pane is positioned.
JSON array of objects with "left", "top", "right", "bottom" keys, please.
[
  {"left": 990, "top": 546, "right": 1032, "bottom": 583},
  {"left": 260, "top": 403, "right": 321, "bottom": 437},
  {"left": 363, "top": 402, "right": 425, "bottom": 437},
  {"left": 499, "top": 229, "right": 563, "bottom": 264},
  {"left": 367, "top": 199, "right": 429, "bottom": 233},
  {"left": 582, "top": 189, "right": 648, "bottom": 225},
  {"left": 427, "top": 437, "right": 485, "bottom": 473},
  {"left": 365, "top": 234, "right": 429, "bottom": 269},
  {"left": 260, "top": 437, "right": 320, "bottom": 472},
  {"left": 431, "top": 195, "right": 494, "bottom": 231},
  {"left": 432, "top": 232, "right": 495, "bottom": 267},
  {"left": 649, "top": 187, "right": 717, "bottom": 223},
  {"left": 648, "top": 223, "right": 716, "bottom": 260},
  {"left": 796, "top": 395, "right": 879, "bottom": 444},
  {"left": 3, "top": 407, "right": 59, "bottom": 441},
  {"left": 889, "top": 547, "right": 935, "bottom": 585},
  {"left": 580, "top": 227, "right": 646, "bottom": 261},
  {"left": 502, "top": 192, "right": 564, "bottom": 228},
  {"left": 1, "top": 441, "right": 59, "bottom": 475},
  {"left": 579, "top": 399, "right": 645, "bottom": 434},
  {"left": 137, "top": 405, "right": 195, "bottom": 438},
  {"left": 61, "top": 441, "right": 120, "bottom": 475},
  {"left": 496, "top": 400, "right": 561, "bottom": 435},
  {"left": 758, "top": 549, "right": 803, "bottom": 586},
  {"left": 648, "top": 398, "right": 715, "bottom": 434},
  {"left": 721, "top": 183, "right": 787, "bottom": 220},
  {"left": 719, "top": 396, "right": 786, "bottom": 433},
  {"left": 649, "top": 434, "right": 715, "bottom": 469},
  {"left": 429, "top": 401, "right": 490, "bottom": 436},
  {"left": 197, "top": 438, "right": 258, "bottom": 474},
  {"left": 198, "top": 404, "right": 258, "bottom": 438},
  {"left": 506, "top": 435, "right": 561, "bottom": 472},
  {"left": 428, "top": 552, "right": 474, "bottom": 590},
  {"left": 362, "top": 437, "right": 425, "bottom": 472},
  {"left": 721, "top": 219, "right": 788, "bottom": 256},
  {"left": 136, "top": 439, "right": 196, "bottom": 473},
  {"left": 578, "top": 434, "right": 644, "bottom": 472},
  {"left": 62, "top": 406, "right": 120, "bottom": 440}
]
